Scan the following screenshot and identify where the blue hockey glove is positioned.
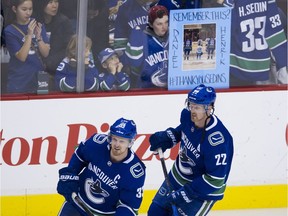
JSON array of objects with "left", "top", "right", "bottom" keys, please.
[
  {"left": 149, "top": 128, "right": 178, "bottom": 152},
  {"left": 57, "top": 167, "right": 79, "bottom": 203},
  {"left": 167, "top": 186, "right": 194, "bottom": 205}
]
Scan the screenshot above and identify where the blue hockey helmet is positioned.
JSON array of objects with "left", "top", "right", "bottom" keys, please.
[
  {"left": 187, "top": 84, "right": 216, "bottom": 106},
  {"left": 110, "top": 118, "right": 137, "bottom": 140}
]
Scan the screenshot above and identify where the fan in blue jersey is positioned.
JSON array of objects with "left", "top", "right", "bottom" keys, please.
[
  {"left": 180, "top": 0, "right": 202, "bottom": 8},
  {"left": 3, "top": 0, "right": 50, "bottom": 93},
  {"left": 108, "top": 0, "right": 127, "bottom": 37},
  {"left": 98, "top": 47, "right": 131, "bottom": 91},
  {"left": 113, "top": 0, "right": 180, "bottom": 53},
  {"left": 55, "top": 34, "right": 99, "bottom": 92},
  {"left": 57, "top": 117, "right": 146, "bottom": 216},
  {"left": 124, "top": 5, "right": 169, "bottom": 88},
  {"left": 221, "top": 0, "right": 288, "bottom": 86},
  {"left": 147, "top": 84, "right": 234, "bottom": 216}
]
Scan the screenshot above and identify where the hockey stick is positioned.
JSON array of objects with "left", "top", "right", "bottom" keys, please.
[
  {"left": 72, "top": 192, "right": 94, "bottom": 216},
  {"left": 157, "top": 148, "right": 179, "bottom": 216}
]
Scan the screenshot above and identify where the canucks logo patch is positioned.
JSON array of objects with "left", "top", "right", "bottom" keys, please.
[
  {"left": 130, "top": 162, "right": 144, "bottom": 178},
  {"left": 208, "top": 131, "right": 225, "bottom": 146},
  {"left": 93, "top": 134, "right": 108, "bottom": 144}
]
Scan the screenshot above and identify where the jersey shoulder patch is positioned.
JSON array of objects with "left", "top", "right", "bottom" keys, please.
[
  {"left": 208, "top": 131, "right": 225, "bottom": 146},
  {"left": 130, "top": 162, "right": 145, "bottom": 179},
  {"left": 92, "top": 133, "right": 108, "bottom": 145}
]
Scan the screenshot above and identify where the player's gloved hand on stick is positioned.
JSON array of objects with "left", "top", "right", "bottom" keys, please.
[
  {"left": 149, "top": 128, "right": 178, "bottom": 153},
  {"left": 57, "top": 166, "right": 79, "bottom": 203},
  {"left": 167, "top": 186, "right": 194, "bottom": 205}
]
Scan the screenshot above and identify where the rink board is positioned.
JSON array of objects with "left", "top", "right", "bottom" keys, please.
[
  {"left": 1, "top": 89, "right": 287, "bottom": 215},
  {"left": 1, "top": 184, "right": 287, "bottom": 215}
]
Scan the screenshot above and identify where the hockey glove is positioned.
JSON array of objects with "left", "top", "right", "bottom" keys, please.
[
  {"left": 149, "top": 128, "right": 178, "bottom": 153},
  {"left": 57, "top": 167, "right": 79, "bottom": 203},
  {"left": 167, "top": 186, "right": 194, "bottom": 205}
]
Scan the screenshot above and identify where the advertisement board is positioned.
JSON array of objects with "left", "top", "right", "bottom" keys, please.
[{"left": 1, "top": 91, "right": 287, "bottom": 196}]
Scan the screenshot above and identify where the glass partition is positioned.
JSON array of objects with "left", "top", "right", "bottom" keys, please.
[{"left": 1, "top": 0, "right": 287, "bottom": 96}]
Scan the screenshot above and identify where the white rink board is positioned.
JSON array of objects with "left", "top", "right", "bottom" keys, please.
[
  {"left": 1, "top": 90, "right": 287, "bottom": 195},
  {"left": 139, "top": 208, "right": 288, "bottom": 216}
]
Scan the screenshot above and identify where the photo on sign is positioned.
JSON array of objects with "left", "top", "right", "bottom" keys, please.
[{"left": 182, "top": 24, "right": 216, "bottom": 71}]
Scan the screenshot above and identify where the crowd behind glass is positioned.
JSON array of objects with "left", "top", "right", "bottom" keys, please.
[{"left": 1, "top": 0, "right": 287, "bottom": 95}]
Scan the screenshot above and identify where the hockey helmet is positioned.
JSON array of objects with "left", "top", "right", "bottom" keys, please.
[
  {"left": 187, "top": 84, "right": 216, "bottom": 105},
  {"left": 110, "top": 118, "right": 137, "bottom": 140}
]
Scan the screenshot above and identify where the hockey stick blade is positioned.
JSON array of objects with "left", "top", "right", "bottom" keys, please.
[
  {"left": 72, "top": 192, "right": 94, "bottom": 216},
  {"left": 157, "top": 148, "right": 179, "bottom": 216}
]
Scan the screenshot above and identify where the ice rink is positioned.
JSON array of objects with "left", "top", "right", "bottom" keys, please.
[{"left": 139, "top": 208, "right": 288, "bottom": 216}]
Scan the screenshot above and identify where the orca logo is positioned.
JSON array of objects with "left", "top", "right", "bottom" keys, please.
[{"left": 85, "top": 178, "right": 109, "bottom": 204}]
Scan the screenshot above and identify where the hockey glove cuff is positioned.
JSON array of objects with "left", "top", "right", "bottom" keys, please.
[
  {"left": 149, "top": 128, "right": 179, "bottom": 153},
  {"left": 57, "top": 167, "right": 79, "bottom": 203},
  {"left": 167, "top": 185, "right": 196, "bottom": 205}
]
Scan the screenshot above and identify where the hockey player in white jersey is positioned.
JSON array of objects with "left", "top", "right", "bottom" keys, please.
[
  {"left": 147, "top": 84, "right": 234, "bottom": 216},
  {"left": 57, "top": 118, "right": 146, "bottom": 216}
]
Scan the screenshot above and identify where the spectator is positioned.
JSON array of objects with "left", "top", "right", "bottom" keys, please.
[
  {"left": 113, "top": 0, "right": 180, "bottom": 52},
  {"left": 59, "top": 0, "right": 110, "bottom": 70},
  {"left": 113, "top": 0, "right": 158, "bottom": 53},
  {"left": 57, "top": 117, "right": 146, "bottom": 216},
  {"left": 125, "top": 5, "right": 169, "bottom": 88},
  {"left": 3, "top": 0, "right": 50, "bottom": 93},
  {"left": 33, "top": 0, "right": 74, "bottom": 91},
  {"left": 54, "top": 34, "right": 99, "bottom": 92},
  {"left": 157, "top": 0, "right": 181, "bottom": 10},
  {"left": 86, "top": 0, "right": 110, "bottom": 68},
  {"left": 98, "top": 47, "right": 130, "bottom": 91},
  {"left": 221, "top": 0, "right": 288, "bottom": 86},
  {"left": 181, "top": 0, "right": 202, "bottom": 8},
  {"left": 107, "top": 0, "right": 126, "bottom": 43},
  {"left": 58, "top": 0, "right": 77, "bottom": 32},
  {"left": 1, "top": 1, "right": 10, "bottom": 94}
]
